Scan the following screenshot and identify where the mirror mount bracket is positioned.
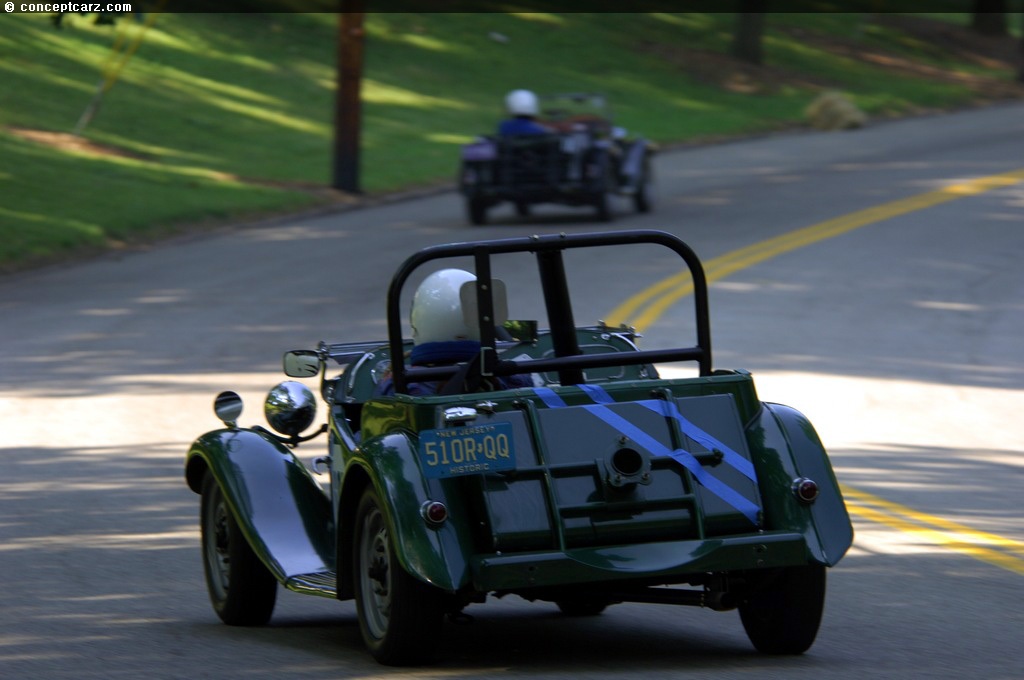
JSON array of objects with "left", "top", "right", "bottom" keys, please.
[{"left": 253, "top": 423, "right": 328, "bottom": 449}]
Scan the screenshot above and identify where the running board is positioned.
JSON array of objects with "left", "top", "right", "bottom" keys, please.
[{"left": 285, "top": 571, "right": 337, "bottom": 598}]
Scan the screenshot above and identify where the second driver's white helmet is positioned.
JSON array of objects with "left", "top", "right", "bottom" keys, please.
[
  {"left": 505, "top": 89, "right": 539, "bottom": 116},
  {"left": 411, "top": 269, "right": 480, "bottom": 345}
]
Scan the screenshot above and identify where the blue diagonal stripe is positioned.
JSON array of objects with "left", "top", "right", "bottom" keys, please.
[
  {"left": 635, "top": 400, "right": 757, "bottom": 482},
  {"left": 580, "top": 404, "right": 760, "bottom": 524},
  {"left": 533, "top": 386, "right": 567, "bottom": 408},
  {"left": 533, "top": 386, "right": 760, "bottom": 525},
  {"left": 577, "top": 383, "right": 615, "bottom": 404},
  {"left": 572, "top": 384, "right": 756, "bottom": 483}
]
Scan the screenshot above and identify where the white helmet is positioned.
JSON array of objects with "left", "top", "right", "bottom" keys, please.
[
  {"left": 411, "top": 269, "right": 480, "bottom": 345},
  {"left": 505, "top": 89, "right": 539, "bottom": 116}
]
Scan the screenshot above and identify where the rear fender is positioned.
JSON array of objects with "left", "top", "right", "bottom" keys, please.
[
  {"left": 748, "top": 403, "right": 854, "bottom": 566},
  {"left": 339, "top": 433, "right": 473, "bottom": 594},
  {"left": 185, "top": 429, "right": 334, "bottom": 581}
]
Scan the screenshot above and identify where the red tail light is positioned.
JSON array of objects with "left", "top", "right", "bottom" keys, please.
[
  {"left": 420, "top": 501, "right": 448, "bottom": 526},
  {"left": 792, "top": 478, "right": 819, "bottom": 504}
]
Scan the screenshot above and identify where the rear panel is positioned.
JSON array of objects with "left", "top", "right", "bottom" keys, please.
[{"left": 396, "top": 377, "right": 765, "bottom": 559}]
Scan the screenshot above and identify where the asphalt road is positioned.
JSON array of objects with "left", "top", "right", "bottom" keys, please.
[{"left": 1, "top": 101, "right": 1023, "bottom": 679}]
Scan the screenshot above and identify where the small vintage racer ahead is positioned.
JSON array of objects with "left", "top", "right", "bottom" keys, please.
[
  {"left": 458, "top": 93, "right": 655, "bottom": 225},
  {"left": 185, "top": 230, "right": 853, "bottom": 666}
]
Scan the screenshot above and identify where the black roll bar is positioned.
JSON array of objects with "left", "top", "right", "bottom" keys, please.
[{"left": 386, "top": 230, "right": 712, "bottom": 394}]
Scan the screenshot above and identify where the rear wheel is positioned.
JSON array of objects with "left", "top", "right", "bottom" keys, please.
[
  {"left": 592, "top": 153, "right": 614, "bottom": 222},
  {"left": 467, "top": 198, "right": 488, "bottom": 226},
  {"left": 200, "top": 472, "right": 277, "bottom": 626},
  {"left": 634, "top": 167, "right": 653, "bottom": 213},
  {"left": 353, "top": 486, "right": 445, "bottom": 665},
  {"left": 738, "top": 565, "right": 826, "bottom": 654},
  {"left": 593, "top": 190, "right": 612, "bottom": 222}
]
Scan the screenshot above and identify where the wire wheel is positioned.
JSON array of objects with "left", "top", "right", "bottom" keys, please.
[
  {"left": 634, "top": 166, "right": 653, "bottom": 213},
  {"left": 353, "top": 486, "right": 445, "bottom": 665},
  {"left": 467, "top": 198, "right": 488, "bottom": 225},
  {"left": 357, "top": 501, "right": 393, "bottom": 640},
  {"left": 200, "top": 471, "right": 277, "bottom": 626}
]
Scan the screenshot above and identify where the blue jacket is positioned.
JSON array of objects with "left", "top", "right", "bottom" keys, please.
[
  {"left": 498, "top": 117, "right": 551, "bottom": 136},
  {"left": 374, "top": 341, "right": 533, "bottom": 396}
]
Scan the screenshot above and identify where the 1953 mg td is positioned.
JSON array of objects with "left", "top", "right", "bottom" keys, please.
[{"left": 185, "top": 230, "right": 853, "bottom": 666}]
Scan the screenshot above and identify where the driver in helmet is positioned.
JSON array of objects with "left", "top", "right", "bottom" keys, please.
[
  {"left": 375, "top": 269, "right": 532, "bottom": 396},
  {"left": 498, "top": 89, "right": 552, "bottom": 136}
]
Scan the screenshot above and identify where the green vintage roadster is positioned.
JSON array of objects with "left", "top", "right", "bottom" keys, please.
[{"left": 185, "top": 230, "right": 853, "bottom": 666}]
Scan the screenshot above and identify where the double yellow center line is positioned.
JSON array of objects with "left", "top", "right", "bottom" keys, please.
[
  {"left": 605, "top": 167, "right": 1024, "bottom": 575},
  {"left": 607, "top": 168, "right": 1024, "bottom": 330},
  {"left": 842, "top": 486, "right": 1024, "bottom": 575}
]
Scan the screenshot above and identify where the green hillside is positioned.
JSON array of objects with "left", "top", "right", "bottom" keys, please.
[{"left": 1, "top": 10, "right": 1021, "bottom": 271}]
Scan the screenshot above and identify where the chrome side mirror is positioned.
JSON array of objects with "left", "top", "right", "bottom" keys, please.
[
  {"left": 283, "top": 350, "right": 322, "bottom": 378},
  {"left": 214, "top": 391, "right": 243, "bottom": 428}
]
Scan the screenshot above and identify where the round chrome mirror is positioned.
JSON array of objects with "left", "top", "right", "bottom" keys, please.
[
  {"left": 214, "top": 391, "right": 243, "bottom": 428},
  {"left": 265, "top": 381, "right": 317, "bottom": 437}
]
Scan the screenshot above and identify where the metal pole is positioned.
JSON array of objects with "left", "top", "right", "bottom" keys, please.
[{"left": 333, "top": 4, "right": 365, "bottom": 193}]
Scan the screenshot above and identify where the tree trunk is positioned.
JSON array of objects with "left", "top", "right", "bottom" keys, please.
[
  {"left": 1019, "top": 11, "right": 1024, "bottom": 83},
  {"left": 971, "top": 0, "right": 1008, "bottom": 36},
  {"left": 333, "top": 3, "right": 365, "bottom": 193},
  {"left": 1019, "top": 23, "right": 1024, "bottom": 83},
  {"left": 732, "top": 1, "right": 768, "bottom": 66}
]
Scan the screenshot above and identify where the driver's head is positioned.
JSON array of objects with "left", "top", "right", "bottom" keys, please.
[
  {"left": 505, "top": 89, "right": 539, "bottom": 117},
  {"left": 411, "top": 269, "right": 480, "bottom": 346}
]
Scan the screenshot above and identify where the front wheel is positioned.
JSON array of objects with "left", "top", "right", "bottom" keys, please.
[
  {"left": 634, "top": 169, "right": 653, "bottom": 213},
  {"left": 593, "top": 157, "right": 615, "bottom": 222},
  {"left": 593, "top": 190, "right": 612, "bottom": 222},
  {"left": 467, "top": 198, "right": 488, "bottom": 226},
  {"left": 353, "top": 486, "right": 445, "bottom": 665},
  {"left": 200, "top": 471, "right": 277, "bottom": 626},
  {"left": 738, "top": 564, "right": 826, "bottom": 654}
]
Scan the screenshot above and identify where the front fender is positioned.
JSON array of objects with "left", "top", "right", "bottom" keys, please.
[
  {"left": 620, "top": 138, "right": 648, "bottom": 183},
  {"left": 748, "top": 403, "right": 854, "bottom": 566},
  {"left": 185, "top": 428, "right": 334, "bottom": 581},
  {"left": 345, "top": 432, "right": 473, "bottom": 593}
]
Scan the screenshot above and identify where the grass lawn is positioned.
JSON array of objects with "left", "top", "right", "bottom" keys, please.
[{"left": 0, "top": 9, "right": 1021, "bottom": 271}]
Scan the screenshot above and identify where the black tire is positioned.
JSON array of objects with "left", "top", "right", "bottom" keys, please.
[
  {"left": 353, "top": 486, "right": 445, "bottom": 665},
  {"left": 634, "top": 171, "right": 652, "bottom": 213},
  {"left": 200, "top": 472, "right": 277, "bottom": 626},
  {"left": 592, "top": 153, "right": 614, "bottom": 222},
  {"left": 738, "top": 564, "right": 826, "bottom": 655},
  {"left": 556, "top": 598, "right": 609, "bottom": 616},
  {"left": 514, "top": 201, "right": 531, "bottom": 218},
  {"left": 467, "top": 198, "right": 488, "bottom": 226},
  {"left": 594, "top": 194, "right": 612, "bottom": 221}
]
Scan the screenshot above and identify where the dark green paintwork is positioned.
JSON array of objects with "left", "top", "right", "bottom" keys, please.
[
  {"left": 342, "top": 372, "right": 852, "bottom": 592},
  {"left": 185, "top": 231, "right": 853, "bottom": 609},
  {"left": 185, "top": 429, "right": 334, "bottom": 581},
  {"left": 752, "top": 403, "right": 854, "bottom": 565},
  {"left": 186, "top": 358, "right": 852, "bottom": 598}
]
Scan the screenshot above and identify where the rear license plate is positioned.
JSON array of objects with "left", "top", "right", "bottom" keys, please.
[
  {"left": 462, "top": 141, "right": 498, "bottom": 161},
  {"left": 418, "top": 422, "right": 516, "bottom": 479}
]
